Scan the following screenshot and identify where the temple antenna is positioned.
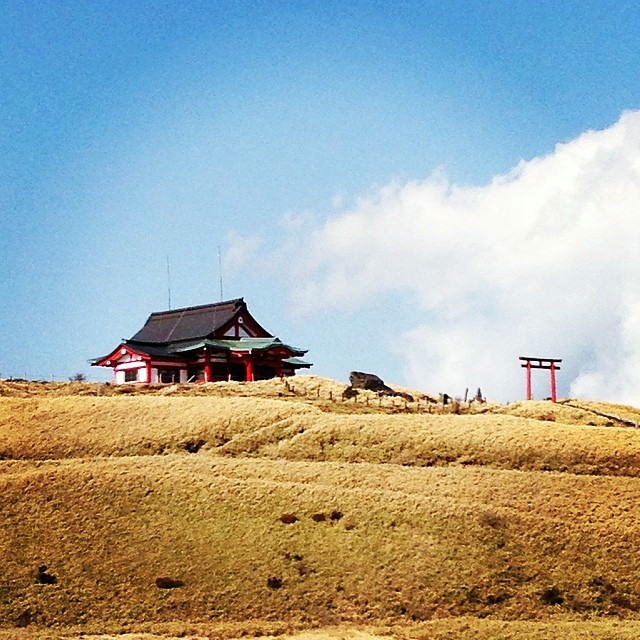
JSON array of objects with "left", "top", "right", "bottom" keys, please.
[
  {"left": 166, "top": 256, "right": 172, "bottom": 310},
  {"left": 218, "top": 245, "right": 224, "bottom": 301}
]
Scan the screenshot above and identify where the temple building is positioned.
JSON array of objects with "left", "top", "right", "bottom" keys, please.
[{"left": 90, "top": 298, "right": 311, "bottom": 384}]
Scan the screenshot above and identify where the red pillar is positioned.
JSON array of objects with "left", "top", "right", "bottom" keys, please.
[
  {"left": 204, "top": 350, "right": 211, "bottom": 383},
  {"left": 244, "top": 357, "right": 254, "bottom": 382},
  {"left": 550, "top": 362, "right": 557, "bottom": 403},
  {"left": 146, "top": 361, "right": 152, "bottom": 384},
  {"left": 526, "top": 361, "right": 532, "bottom": 400}
]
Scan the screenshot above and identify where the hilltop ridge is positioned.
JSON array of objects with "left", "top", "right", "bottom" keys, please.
[{"left": 2, "top": 376, "right": 640, "bottom": 639}]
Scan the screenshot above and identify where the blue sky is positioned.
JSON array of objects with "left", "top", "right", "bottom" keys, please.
[{"left": 2, "top": 1, "right": 640, "bottom": 402}]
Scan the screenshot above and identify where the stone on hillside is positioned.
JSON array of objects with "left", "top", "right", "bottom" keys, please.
[
  {"left": 348, "top": 371, "right": 412, "bottom": 400},
  {"left": 349, "top": 371, "right": 395, "bottom": 395}
]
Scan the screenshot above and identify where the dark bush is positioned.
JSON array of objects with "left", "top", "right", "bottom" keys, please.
[
  {"left": 541, "top": 586, "right": 564, "bottom": 605},
  {"left": 35, "top": 565, "right": 57, "bottom": 585},
  {"left": 280, "top": 513, "right": 298, "bottom": 524},
  {"left": 612, "top": 594, "right": 636, "bottom": 610},
  {"left": 16, "top": 608, "right": 32, "bottom": 627},
  {"left": 479, "top": 511, "right": 507, "bottom": 529},
  {"left": 155, "top": 577, "right": 185, "bottom": 589},
  {"left": 184, "top": 439, "right": 205, "bottom": 453},
  {"left": 266, "top": 576, "right": 283, "bottom": 589}
]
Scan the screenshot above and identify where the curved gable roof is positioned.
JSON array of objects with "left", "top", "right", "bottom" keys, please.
[{"left": 130, "top": 298, "right": 269, "bottom": 344}]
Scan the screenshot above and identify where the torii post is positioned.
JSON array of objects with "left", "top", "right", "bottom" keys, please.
[{"left": 519, "top": 357, "right": 562, "bottom": 402}]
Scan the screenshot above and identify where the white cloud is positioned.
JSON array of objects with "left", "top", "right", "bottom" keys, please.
[
  {"left": 278, "top": 111, "right": 640, "bottom": 403},
  {"left": 223, "top": 231, "right": 262, "bottom": 273},
  {"left": 331, "top": 192, "right": 345, "bottom": 209},
  {"left": 279, "top": 209, "right": 314, "bottom": 231}
]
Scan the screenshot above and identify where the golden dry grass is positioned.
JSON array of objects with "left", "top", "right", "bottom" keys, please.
[
  {"left": 3, "top": 376, "right": 640, "bottom": 638},
  {"left": 3, "top": 390, "right": 640, "bottom": 476},
  {"left": 0, "top": 376, "right": 396, "bottom": 403},
  {"left": 7, "top": 618, "right": 640, "bottom": 639},
  {"left": 3, "top": 455, "right": 640, "bottom": 628}
]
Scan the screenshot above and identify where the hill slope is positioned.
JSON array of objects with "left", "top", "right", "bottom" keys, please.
[{"left": 2, "top": 376, "right": 640, "bottom": 638}]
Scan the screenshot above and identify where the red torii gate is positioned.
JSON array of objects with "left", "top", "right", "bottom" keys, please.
[{"left": 519, "top": 356, "right": 562, "bottom": 403}]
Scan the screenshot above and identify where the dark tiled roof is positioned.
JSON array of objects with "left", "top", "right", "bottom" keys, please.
[
  {"left": 130, "top": 298, "right": 247, "bottom": 343},
  {"left": 91, "top": 298, "right": 311, "bottom": 370}
]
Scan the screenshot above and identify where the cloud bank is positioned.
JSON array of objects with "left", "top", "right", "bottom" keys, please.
[{"left": 270, "top": 112, "right": 640, "bottom": 403}]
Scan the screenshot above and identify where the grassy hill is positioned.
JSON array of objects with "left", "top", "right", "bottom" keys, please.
[{"left": 2, "top": 376, "right": 640, "bottom": 639}]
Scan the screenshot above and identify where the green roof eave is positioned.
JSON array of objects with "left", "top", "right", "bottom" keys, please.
[
  {"left": 170, "top": 337, "right": 307, "bottom": 355},
  {"left": 170, "top": 340, "right": 212, "bottom": 353},
  {"left": 283, "top": 357, "right": 312, "bottom": 368}
]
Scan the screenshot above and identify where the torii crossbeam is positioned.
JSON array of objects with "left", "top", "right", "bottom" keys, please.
[{"left": 519, "top": 357, "right": 562, "bottom": 402}]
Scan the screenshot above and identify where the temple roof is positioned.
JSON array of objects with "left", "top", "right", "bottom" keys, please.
[
  {"left": 130, "top": 298, "right": 269, "bottom": 343},
  {"left": 90, "top": 298, "right": 311, "bottom": 370}
]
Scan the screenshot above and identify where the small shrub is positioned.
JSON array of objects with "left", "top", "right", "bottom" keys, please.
[
  {"left": 541, "top": 586, "right": 564, "bottom": 605},
  {"left": 35, "top": 565, "right": 57, "bottom": 585},
  {"left": 184, "top": 439, "right": 205, "bottom": 453},
  {"left": 330, "top": 510, "right": 343, "bottom": 521},
  {"left": 311, "top": 512, "right": 326, "bottom": 522},
  {"left": 589, "top": 575, "right": 615, "bottom": 593},
  {"left": 486, "top": 591, "right": 510, "bottom": 604},
  {"left": 612, "top": 594, "right": 636, "bottom": 610},
  {"left": 280, "top": 513, "right": 298, "bottom": 524},
  {"left": 16, "top": 608, "right": 32, "bottom": 627},
  {"left": 155, "top": 577, "right": 185, "bottom": 589},
  {"left": 266, "top": 576, "right": 283, "bottom": 589},
  {"left": 479, "top": 511, "right": 507, "bottom": 529}
]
